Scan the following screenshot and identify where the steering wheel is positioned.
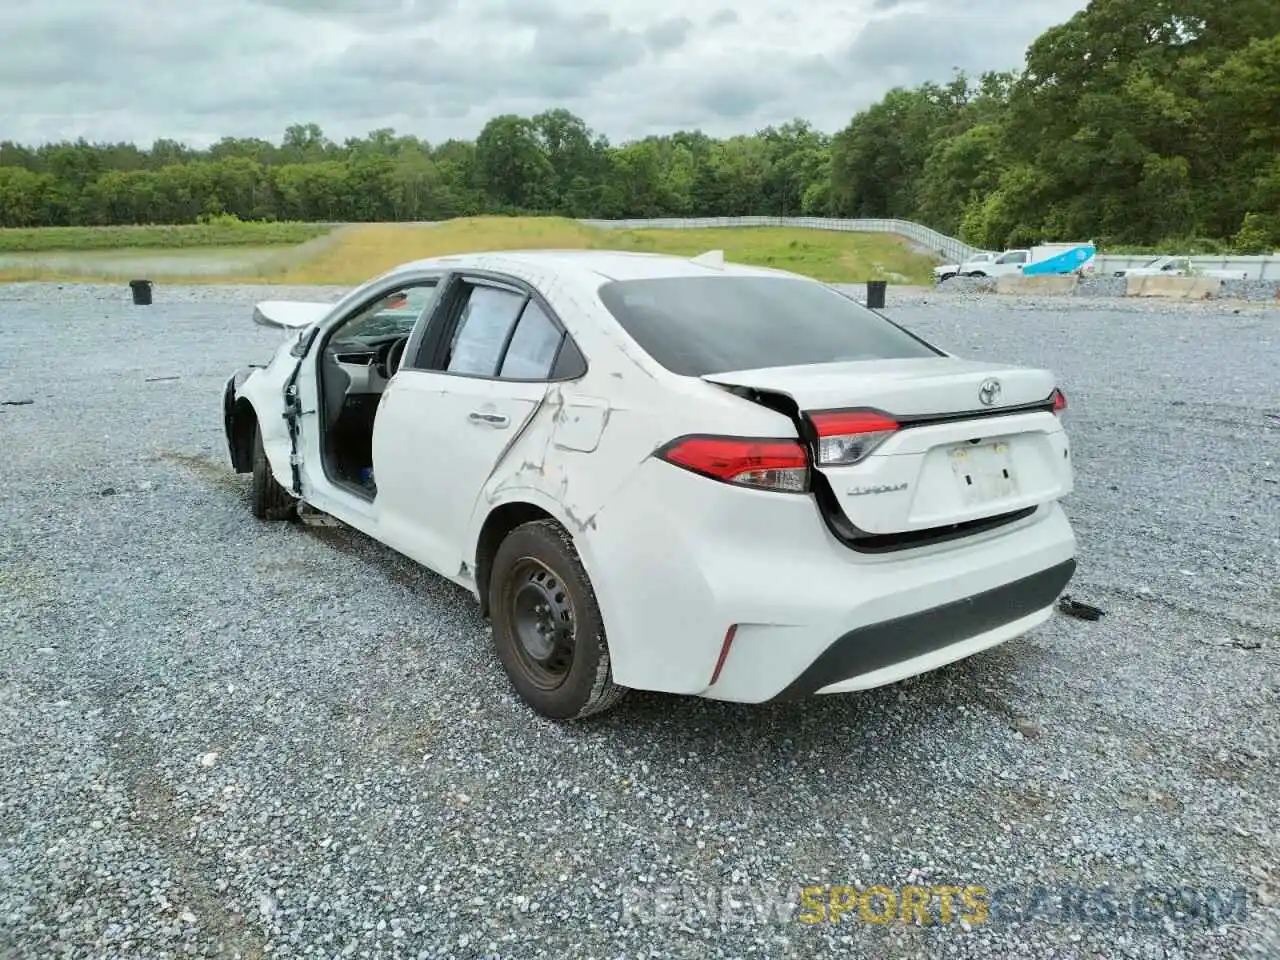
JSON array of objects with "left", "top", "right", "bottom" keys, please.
[{"left": 384, "top": 336, "right": 410, "bottom": 378}]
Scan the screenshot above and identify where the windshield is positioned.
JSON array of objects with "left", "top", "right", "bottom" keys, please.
[{"left": 596, "top": 276, "right": 941, "bottom": 376}]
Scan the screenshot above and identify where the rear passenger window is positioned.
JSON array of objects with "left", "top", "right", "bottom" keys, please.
[
  {"left": 445, "top": 285, "right": 526, "bottom": 376},
  {"left": 499, "top": 301, "right": 563, "bottom": 379}
]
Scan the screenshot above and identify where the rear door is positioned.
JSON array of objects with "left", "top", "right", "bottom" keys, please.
[{"left": 370, "top": 274, "right": 575, "bottom": 575}]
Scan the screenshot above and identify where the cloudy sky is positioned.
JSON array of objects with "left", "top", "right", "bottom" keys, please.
[{"left": 2, "top": 0, "right": 1087, "bottom": 148}]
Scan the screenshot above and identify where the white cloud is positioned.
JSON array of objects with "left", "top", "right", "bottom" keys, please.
[{"left": 0, "top": 0, "right": 1087, "bottom": 147}]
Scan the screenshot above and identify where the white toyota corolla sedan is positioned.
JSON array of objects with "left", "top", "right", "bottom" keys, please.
[{"left": 222, "top": 249, "right": 1077, "bottom": 719}]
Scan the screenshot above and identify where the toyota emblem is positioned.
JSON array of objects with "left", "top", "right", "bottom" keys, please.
[{"left": 978, "top": 378, "right": 1001, "bottom": 406}]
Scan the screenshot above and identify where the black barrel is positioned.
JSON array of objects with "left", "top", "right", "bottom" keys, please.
[
  {"left": 865, "top": 279, "right": 887, "bottom": 309},
  {"left": 129, "top": 279, "right": 153, "bottom": 305}
]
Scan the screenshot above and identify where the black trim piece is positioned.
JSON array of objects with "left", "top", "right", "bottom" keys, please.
[
  {"left": 896, "top": 396, "right": 1058, "bottom": 427},
  {"left": 408, "top": 273, "right": 461, "bottom": 371},
  {"left": 550, "top": 334, "right": 586, "bottom": 379},
  {"left": 769, "top": 558, "right": 1077, "bottom": 701},
  {"left": 828, "top": 502, "right": 1037, "bottom": 553},
  {"left": 803, "top": 394, "right": 1059, "bottom": 434}
]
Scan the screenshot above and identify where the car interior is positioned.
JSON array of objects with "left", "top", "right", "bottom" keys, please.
[{"left": 318, "top": 283, "right": 439, "bottom": 495}]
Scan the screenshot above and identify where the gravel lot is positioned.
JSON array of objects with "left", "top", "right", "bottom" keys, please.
[{"left": 1, "top": 283, "right": 1277, "bottom": 959}]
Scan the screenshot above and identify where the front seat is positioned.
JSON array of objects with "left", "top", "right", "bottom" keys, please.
[
  {"left": 320, "top": 352, "right": 355, "bottom": 478},
  {"left": 322, "top": 351, "right": 351, "bottom": 433}
]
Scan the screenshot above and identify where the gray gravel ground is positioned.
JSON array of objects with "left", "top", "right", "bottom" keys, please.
[
  {"left": 1217, "top": 279, "right": 1280, "bottom": 302},
  {"left": 932, "top": 274, "right": 1280, "bottom": 301},
  {"left": 1, "top": 283, "right": 1278, "bottom": 959}
]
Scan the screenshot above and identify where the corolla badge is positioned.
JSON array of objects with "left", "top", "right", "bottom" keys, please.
[
  {"left": 846, "top": 482, "right": 908, "bottom": 497},
  {"left": 978, "top": 378, "right": 1001, "bottom": 406}
]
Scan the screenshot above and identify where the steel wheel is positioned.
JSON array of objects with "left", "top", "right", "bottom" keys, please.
[
  {"left": 487, "top": 519, "right": 626, "bottom": 719},
  {"left": 507, "top": 557, "right": 576, "bottom": 690}
]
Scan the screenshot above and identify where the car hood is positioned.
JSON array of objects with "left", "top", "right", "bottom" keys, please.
[{"left": 252, "top": 300, "right": 334, "bottom": 330}]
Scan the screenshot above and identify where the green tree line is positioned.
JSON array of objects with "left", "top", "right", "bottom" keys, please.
[{"left": 1, "top": 0, "right": 1276, "bottom": 251}]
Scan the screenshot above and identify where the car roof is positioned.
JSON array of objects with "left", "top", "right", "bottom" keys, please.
[{"left": 390, "top": 248, "right": 802, "bottom": 283}]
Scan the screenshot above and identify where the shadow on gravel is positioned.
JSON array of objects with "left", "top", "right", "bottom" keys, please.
[
  {"left": 177, "top": 455, "right": 1043, "bottom": 776},
  {"left": 563, "top": 638, "right": 1045, "bottom": 778}
]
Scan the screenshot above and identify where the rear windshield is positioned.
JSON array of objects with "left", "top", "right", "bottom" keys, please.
[{"left": 596, "top": 276, "right": 941, "bottom": 376}]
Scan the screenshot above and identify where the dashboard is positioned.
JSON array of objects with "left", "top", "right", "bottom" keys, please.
[{"left": 327, "top": 301, "right": 427, "bottom": 384}]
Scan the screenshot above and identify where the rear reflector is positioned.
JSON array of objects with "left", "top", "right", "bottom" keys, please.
[
  {"left": 709, "top": 624, "right": 738, "bottom": 685},
  {"left": 1051, "top": 388, "right": 1067, "bottom": 414},
  {"left": 807, "top": 409, "right": 900, "bottom": 466},
  {"left": 656, "top": 436, "right": 809, "bottom": 492}
]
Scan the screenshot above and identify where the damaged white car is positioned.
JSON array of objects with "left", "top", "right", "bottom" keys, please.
[{"left": 223, "top": 250, "right": 1077, "bottom": 719}]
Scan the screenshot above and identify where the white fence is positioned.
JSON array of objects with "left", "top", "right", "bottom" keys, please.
[
  {"left": 578, "top": 216, "right": 984, "bottom": 264},
  {"left": 579, "top": 217, "right": 1280, "bottom": 280}
]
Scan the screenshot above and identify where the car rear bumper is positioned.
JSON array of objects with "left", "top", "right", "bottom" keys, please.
[
  {"left": 768, "top": 558, "right": 1074, "bottom": 700},
  {"left": 579, "top": 458, "right": 1077, "bottom": 702}
]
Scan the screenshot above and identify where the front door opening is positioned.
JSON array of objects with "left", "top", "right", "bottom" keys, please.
[{"left": 316, "top": 284, "right": 438, "bottom": 499}]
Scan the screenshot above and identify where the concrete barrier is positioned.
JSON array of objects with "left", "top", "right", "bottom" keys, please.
[
  {"left": 1125, "top": 276, "right": 1223, "bottom": 299},
  {"left": 937, "top": 274, "right": 1280, "bottom": 301},
  {"left": 995, "top": 275, "right": 1079, "bottom": 295}
]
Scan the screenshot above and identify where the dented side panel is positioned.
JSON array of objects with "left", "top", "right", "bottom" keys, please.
[
  {"left": 371, "top": 371, "right": 550, "bottom": 577},
  {"left": 462, "top": 272, "right": 803, "bottom": 692}
]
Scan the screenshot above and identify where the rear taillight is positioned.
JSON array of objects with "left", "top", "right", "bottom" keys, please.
[
  {"left": 807, "top": 409, "right": 899, "bottom": 466},
  {"left": 1051, "top": 388, "right": 1067, "bottom": 414},
  {"left": 655, "top": 436, "right": 809, "bottom": 492}
]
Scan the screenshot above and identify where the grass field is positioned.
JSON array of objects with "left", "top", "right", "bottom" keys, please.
[
  {"left": 0, "top": 217, "right": 940, "bottom": 285},
  {"left": 0, "top": 220, "right": 328, "bottom": 253}
]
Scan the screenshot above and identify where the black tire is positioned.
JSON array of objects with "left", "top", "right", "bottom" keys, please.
[
  {"left": 489, "top": 520, "right": 627, "bottom": 720},
  {"left": 250, "top": 424, "right": 297, "bottom": 521}
]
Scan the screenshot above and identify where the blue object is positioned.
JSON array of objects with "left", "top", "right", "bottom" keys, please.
[{"left": 1022, "top": 244, "right": 1096, "bottom": 276}]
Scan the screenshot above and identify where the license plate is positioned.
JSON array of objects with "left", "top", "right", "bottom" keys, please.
[{"left": 949, "top": 440, "right": 1019, "bottom": 506}]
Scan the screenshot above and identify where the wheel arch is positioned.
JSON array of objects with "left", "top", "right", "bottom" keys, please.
[
  {"left": 228, "top": 396, "right": 259, "bottom": 473},
  {"left": 473, "top": 500, "right": 560, "bottom": 618},
  {"left": 470, "top": 492, "right": 613, "bottom": 619}
]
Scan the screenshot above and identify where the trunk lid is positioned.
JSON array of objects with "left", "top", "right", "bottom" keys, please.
[{"left": 703, "top": 357, "right": 1073, "bottom": 536}]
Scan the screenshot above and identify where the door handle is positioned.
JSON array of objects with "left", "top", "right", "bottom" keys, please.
[{"left": 468, "top": 411, "right": 509, "bottom": 427}]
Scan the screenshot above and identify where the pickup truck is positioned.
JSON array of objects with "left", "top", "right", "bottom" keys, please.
[
  {"left": 933, "top": 252, "right": 994, "bottom": 282},
  {"left": 1112, "top": 256, "right": 1248, "bottom": 280},
  {"left": 935, "top": 244, "right": 1095, "bottom": 282}
]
